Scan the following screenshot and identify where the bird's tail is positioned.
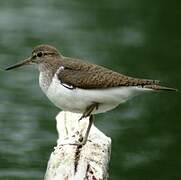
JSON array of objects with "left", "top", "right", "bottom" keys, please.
[{"left": 144, "top": 84, "right": 178, "bottom": 91}]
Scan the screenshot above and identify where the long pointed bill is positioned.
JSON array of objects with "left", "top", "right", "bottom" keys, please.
[{"left": 5, "top": 57, "right": 32, "bottom": 71}]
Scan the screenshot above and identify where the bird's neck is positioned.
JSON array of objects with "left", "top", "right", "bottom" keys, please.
[
  {"left": 38, "top": 58, "right": 62, "bottom": 93},
  {"left": 39, "top": 69, "right": 52, "bottom": 93}
]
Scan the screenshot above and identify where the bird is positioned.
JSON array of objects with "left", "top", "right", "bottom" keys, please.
[{"left": 5, "top": 44, "right": 177, "bottom": 145}]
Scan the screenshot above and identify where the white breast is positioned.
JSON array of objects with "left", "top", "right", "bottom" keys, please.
[{"left": 44, "top": 73, "right": 152, "bottom": 114}]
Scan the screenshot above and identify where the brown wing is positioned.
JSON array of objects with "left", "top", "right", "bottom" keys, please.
[{"left": 57, "top": 57, "right": 161, "bottom": 89}]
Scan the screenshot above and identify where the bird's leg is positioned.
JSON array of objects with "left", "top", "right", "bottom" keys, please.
[
  {"left": 79, "top": 103, "right": 99, "bottom": 121},
  {"left": 79, "top": 114, "right": 94, "bottom": 145},
  {"left": 59, "top": 103, "right": 98, "bottom": 146},
  {"left": 78, "top": 103, "right": 98, "bottom": 145}
]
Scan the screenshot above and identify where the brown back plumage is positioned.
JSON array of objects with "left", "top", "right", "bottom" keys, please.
[{"left": 57, "top": 57, "right": 177, "bottom": 91}]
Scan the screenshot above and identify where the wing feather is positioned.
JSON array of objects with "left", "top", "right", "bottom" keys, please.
[{"left": 57, "top": 57, "right": 159, "bottom": 89}]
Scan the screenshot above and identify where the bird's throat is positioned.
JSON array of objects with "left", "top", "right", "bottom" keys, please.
[{"left": 39, "top": 64, "right": 54, "bottom": 93}]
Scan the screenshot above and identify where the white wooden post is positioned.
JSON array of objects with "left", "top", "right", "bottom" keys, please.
[{"left": 44, "top": 111, "right": 111, "bottom": 180}]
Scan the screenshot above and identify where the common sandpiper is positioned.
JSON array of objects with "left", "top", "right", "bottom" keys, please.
[{"left": 5, "top": 44, "right": 177, "bottom": 145}]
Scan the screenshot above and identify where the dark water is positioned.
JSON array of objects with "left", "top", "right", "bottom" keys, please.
[{"left": 0, "top": 1, "right": 180, "bottom": 179}]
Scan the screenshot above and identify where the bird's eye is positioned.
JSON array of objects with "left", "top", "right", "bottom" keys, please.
[{"left": 37, "top": 52, "right": 43, "bottom": 57}]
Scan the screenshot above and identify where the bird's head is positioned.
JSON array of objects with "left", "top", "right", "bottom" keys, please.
[{"left": 5, "top": 44, "right": 60, "bottom": 71}]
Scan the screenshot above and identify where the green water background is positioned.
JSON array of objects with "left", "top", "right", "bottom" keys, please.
[{"left": 0, "top": 1, "right": 180, "bottom": 179}]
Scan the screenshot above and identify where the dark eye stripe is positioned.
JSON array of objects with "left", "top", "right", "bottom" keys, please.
[{"left": 32, "top": 52, "right": 55, "bottom": 58}]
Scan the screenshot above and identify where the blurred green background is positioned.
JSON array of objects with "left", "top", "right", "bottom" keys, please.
[{"left": 0, "top": 0, "right": 180, "bottom": 179}]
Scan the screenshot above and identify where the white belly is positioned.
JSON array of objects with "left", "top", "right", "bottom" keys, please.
[{"left": 44, "top": 75, "right": 151, "bottom": 114}]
